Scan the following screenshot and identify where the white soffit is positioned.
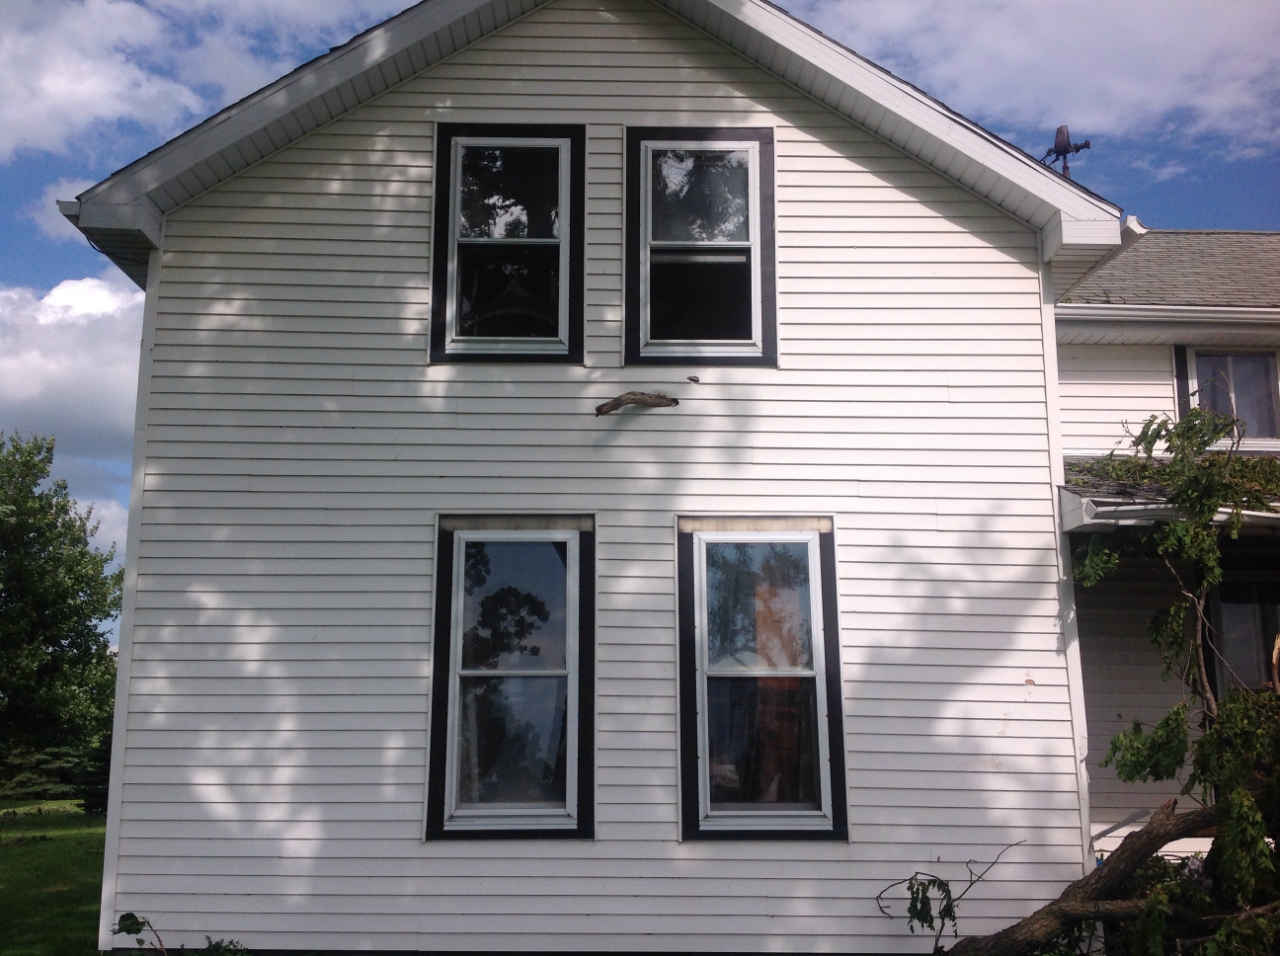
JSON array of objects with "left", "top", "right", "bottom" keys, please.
[{"left": 65, "top": 0, "right": 1120, "bottom": 286}]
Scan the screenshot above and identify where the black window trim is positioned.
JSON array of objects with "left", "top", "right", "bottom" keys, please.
[
  {"left": 676, "top": 517, "right": 848, "bottom": 840},
  {"left": 426, "top": 515, "right": 596, "bottom": 839},
  {"left": 625, "top": 126, "right": 778, "bottom": 368},
  {"left": 430, "top": 124, "right": 586, "bottom": 364}
]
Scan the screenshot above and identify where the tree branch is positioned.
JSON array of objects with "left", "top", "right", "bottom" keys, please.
[
  {"left": 947, "top": 799, "right": 1215, "bottom": 956},
  {"left": 594, "top": 391, "right": 679, "bottom": 416}
]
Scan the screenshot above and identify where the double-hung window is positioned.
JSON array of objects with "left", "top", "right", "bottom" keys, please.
[
  {"left": 430, "top": 125, "right": 585, "bottom": 363},
  {"left": 625, "top": 127, "right": 777, "bottom": 366},
  {"left": 677, "top": 517, "right": 846, "bottom": 839},
  {"left": 1190, "top": 350, "right": 1280, "bottom": 440},
  {"left": 427, "top": 516, "right": 595, "bottom": 837}
]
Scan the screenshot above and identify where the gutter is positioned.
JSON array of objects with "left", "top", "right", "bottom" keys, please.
[{"left": 1060, "top": 488, "right": 1280, "bottom": 533}]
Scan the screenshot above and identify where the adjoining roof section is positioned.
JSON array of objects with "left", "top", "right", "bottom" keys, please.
[
  {"left": 61, "top": 0, "right": 1120, "bottom": 288},
  {"left": 1057, "top": 220, "right": 1280, "bottom": 346},
  {"left": 1064, "top": 228, "right": 1280, "bottom": 308}
]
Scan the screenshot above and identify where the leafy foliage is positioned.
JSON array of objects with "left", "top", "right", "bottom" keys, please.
[
  {"left": 113, "top": 912, "right": 252, "bottom": 954},
  {"left": 0, "top": 433, "right": 121, "bottom": 801}
]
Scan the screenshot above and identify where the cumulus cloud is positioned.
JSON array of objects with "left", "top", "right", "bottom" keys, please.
[
  {"left": 0, "top": 271, "right": 143, "bottom": 465},
  {"left": 784, "top": 0, "right": 1280, "bottom": 154},
  {"left": 0, "top": 0, "right": 412, "bottom": 164}
]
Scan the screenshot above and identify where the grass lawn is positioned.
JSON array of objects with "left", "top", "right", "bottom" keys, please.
[{"left": 0, "top": 800, "right": 106, "bottom": 956}]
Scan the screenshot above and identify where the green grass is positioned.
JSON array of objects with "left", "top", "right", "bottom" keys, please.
[{"left": 0, "top": 800, "right": 106, "bottom": 956}]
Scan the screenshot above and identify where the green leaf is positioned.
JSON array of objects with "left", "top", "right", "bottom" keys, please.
[
  {"left": 115, "top": 913, "right": 145, "bottom": 936},
  {"left": 1102, "top": 704, "right": 1188, "bottom": 783}
]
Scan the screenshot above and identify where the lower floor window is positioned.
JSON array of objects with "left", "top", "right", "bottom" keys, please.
[
  {"left": 677, "top": 517, "right": 847, "bottom": 838},
  {"left": 1216, "top": 580, "right": 1280, "bottom": 694},
  {"left": 427, "top": 516, "right": 595, "bottom": 837}
]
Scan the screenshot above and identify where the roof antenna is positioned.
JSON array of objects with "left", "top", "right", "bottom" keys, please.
[{"left": 1040, "top": 125, "right": 1090, "bottom": 180}]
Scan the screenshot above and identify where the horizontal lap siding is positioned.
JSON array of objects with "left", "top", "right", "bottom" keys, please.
[
  {"left": 115, "top": 0, "right": 1075, "bottom": 949},
  {"left": 1058, "top": 345, "right": 1176, "bottom": 455},
  {"left": 1074, "top": 561, "right": 1187, "bottom": 847}
]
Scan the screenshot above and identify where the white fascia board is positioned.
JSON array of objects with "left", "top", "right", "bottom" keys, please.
[
  {"left": 78, "top": 0, "right": 520, "bottom": 207},
  {"left": 683, "top": 0, "right": 1121, "bottom": 230},
  {"left": 1057, "top": 304, "right": 1280, "bottom": 346}
]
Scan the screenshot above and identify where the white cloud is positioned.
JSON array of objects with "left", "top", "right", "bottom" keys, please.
[
  {"left": 0, "top": 0, "right": 412, "bottom": 164},
  {"left": 784, "top": 0, "right": 1280, "bottom": 154},
  {"left": 87, "top": 497, "right": 129, "bottom": 561},
  {"left": 0, "top": 271, "right": 143, "bottom": 462},
  {"left": 21, "top": 177, "right": 97, "bottom": 243}
]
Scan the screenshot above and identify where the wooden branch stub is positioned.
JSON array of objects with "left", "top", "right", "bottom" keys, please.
[{"left": 595, "top": 391, "right": 679, "bottom": 417}]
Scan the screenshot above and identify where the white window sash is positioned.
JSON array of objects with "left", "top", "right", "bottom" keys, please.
[
  {"left": 443, "top": 529, "right": 579, "bottom": 830},
  {"left": 445, "top": 137, "right": 572, "bottom": 354},
  {"left": 639, "top": 140, "right": 763, "bottom": 357},
  {"left": 691, "top": 529, "right": 834, "bottom": 830}
]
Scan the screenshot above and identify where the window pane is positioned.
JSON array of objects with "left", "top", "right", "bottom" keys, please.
[
  {"left": 649, "top": 255, "right": 752, "bottom": 342},
  {"left": 707, "top": 677, "right": 819, "bottom": 808},
  {"left": 461, "top": 540, "right": 567, "bottom": 670},
  {"left": 705, "top": 542, "right": 813, "bottom": 669},
  {"left": 458, "top": 146, "right": 560, "bottom": 239},
  {"left": 1220, "top": 601, "right": 1269, "bottom": 689},
  {"left": 1230, "top": 355, "right": 1278, "bottom": 439},
  {"left": 457, "top": 676, "right": 568, "bottom": 805},
  {"left": 1198, "top": 354, "right": 1233, "bottom": 418},
  {"left": 651, "top": 149, "right": 749, "bottom": 242},
  {"left": 457, "top": 244, "right": 560, "bottom": 338}
]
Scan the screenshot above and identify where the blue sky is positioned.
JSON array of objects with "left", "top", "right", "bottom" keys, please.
[{"left": 1, "top": 0, "right": 1278, "bottom": 566}]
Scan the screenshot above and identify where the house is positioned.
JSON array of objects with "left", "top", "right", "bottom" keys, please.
[
  {"left": 1055, "top": 221, "right": 1280, "bottom": 853},
  {"left": 60, "top": 0, "right": 1133, "bottom": 950}
]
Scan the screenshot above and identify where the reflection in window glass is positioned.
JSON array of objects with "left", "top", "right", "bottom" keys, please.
[
  {"left": 451, "top": 140, "right": 566, "bottom": 345},
  {"left": 459, "top": 146, "right": 560, "bottom": 239},
  {"left": 461, "top": 541, "right": 568, "bottom": 670},
  {"left": 651, "top": 149, "right": 749, "bottom": 242},
  {"left": 705, "top": 542, "right": 813, "bottom": 669},
  {"left": 707, "top": 677, "right": 819, "bottom": 809},
  {"left": 457, "top": 676, "right": 568, "bottom": 805},
  {"left": 452, "top": 536, "right": 572, "bottom": 814},
  {"left": 1197, "top": 353, "right": 1279, "bottom": 439},
  {"left": 644, "top": 144, "right": 756, "bottom": 347}
]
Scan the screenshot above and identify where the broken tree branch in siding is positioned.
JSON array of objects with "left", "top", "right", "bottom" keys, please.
[{"left": 595, "top": 391, "right": 679, "bottom": 417}]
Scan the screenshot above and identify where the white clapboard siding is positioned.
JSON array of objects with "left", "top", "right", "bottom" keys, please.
[
  {"left": 1058, "top": 345, "right": 1177, "bottom": 455},
  {"left": 1075, "top": 560, "right": 1189, "bottom": 850},
  {"left": 109, "top": 0, "right": 1081, "bottom": 949}
]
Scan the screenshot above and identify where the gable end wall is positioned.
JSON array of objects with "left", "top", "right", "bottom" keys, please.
[{"left": 108, "top": 0, "right": 1082, "bottom": 948}]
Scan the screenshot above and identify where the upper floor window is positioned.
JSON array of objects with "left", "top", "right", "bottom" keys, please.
[
  {"left": 431, "top": 125, "right": 585, "bottom": 363},
  {"left": 1191, "top": 350, "right": 1279, "bottom": 440},
  {"left": 676, "top": 517, "right": 846, "bottom": 839},
  {"left": 625, "top": 128, "right": 776, "bottom": 366}
]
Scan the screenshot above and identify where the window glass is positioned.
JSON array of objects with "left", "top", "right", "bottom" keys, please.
[
  {"left": 461, "top": 540, "right": 567, "bottom": 670},
  {"left": 651, "top": 149, "right": 749, "bottom": 242},
  {"left": 457, "top": 245, "right": 560, "bottom": 338},
  {"left": 705, "top": 541, "right": 813, "bottom": 669},
  {"left": 457, "top": 675, "right": 568, "bottom": 805},
  {"left": 649, "top": 255, "right": 751, "bottom": 341},
  {"left": 1232, "top": 355, "right": 1278, "bottom": 439},
  {"left": 1198, "top": 354, "right": 1233, "bottom": 418},
  {"left": 707, "top": 676, "right": 819, "bottom": 809},
  {"left": 1196, "top": 352, "right": 1279, "bottom": 439},
  {"left": 459, "top": 146, "right": 560, "bottom": 239},
  {"left": 1219, "top": 581, "right": 1280, "bottom": 693}
]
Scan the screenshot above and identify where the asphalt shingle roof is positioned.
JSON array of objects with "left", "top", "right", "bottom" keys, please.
[{"left": 1063, "top": 230, "right": 1280, "bottom": 309}]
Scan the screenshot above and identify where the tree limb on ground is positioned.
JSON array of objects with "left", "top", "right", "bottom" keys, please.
[
  {"left": 594, "top": 391, "right": 679, "bottom": 416},
  {"left": 948, "top": 799, "right": 1215, "bottom": 956}
]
